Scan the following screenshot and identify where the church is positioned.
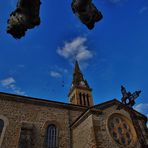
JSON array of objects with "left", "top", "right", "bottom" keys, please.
[{"left": 0, "top": 61, "right": 147, "bottom": 148}]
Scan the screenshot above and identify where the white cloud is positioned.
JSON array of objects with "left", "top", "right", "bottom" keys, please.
[
  {"left": 139, "top": 6, "right": 148, "bottom": 14},
  {"left": 14, "top": 90, "right": 26, "bottom": 96},
  {"left": 105, "top": 0, "right": 121, "bottom": 3},
  {"left": 134, "top": 103, "right": 148, "bottom": 113},
  {"left": 0, "top": 77, "right": 26, "bottom": 96},
  {"left": 110, "top": 0, "right": 122, "bottom": 3},
  {"left": 134, "top": 103, "right": 148, "bottom": 127},
  {"left": 0, "top": 77, "right": 16, "bottom": 87},
  {"left": 57, "top": 37, "right": 93, "bottom": 62},
  {"left": 50, "top": 71, "right": 62, "bottom": 78},
  {"left": 53, "top": 66, "right": 68, "bottom": 73},
  {"left": 18, "top": 64, "right": 25, "bottom": 68},
  {"left": 104, "top": 0, "right": 127, "bottom": 4},
  {"left": 146, "top": 114, "right": 148, "bottom": 127}
]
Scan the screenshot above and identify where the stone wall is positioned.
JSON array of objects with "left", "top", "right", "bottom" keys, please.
[
  {"left": 0, "top": 95, "right": 84, "bottom": 148},
  {"left": 72, "top": 114, "right": 96, "bottom": 148},
  {"left": 0, "top": 94, "right": 147, "bottom": 148},
  {"left": 137, "top": 115, "right": 148, "bottom": 146}
]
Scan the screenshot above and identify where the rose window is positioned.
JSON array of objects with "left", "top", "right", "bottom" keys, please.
[{"left": 108, "top": 114, "right": 136, "bottom": 146}]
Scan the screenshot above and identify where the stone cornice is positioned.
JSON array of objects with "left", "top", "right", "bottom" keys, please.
[{"left": 0, "top": 92, "right": 87, "bottom": 111}]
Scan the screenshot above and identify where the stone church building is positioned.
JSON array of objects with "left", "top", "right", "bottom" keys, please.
[{"left": 0, "top": 61, "right": 147, "bottom": 148}]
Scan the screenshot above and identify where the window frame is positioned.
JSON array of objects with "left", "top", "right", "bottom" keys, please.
[
  {"left": 0, "top": 115, "right": 9, "bottom": 147},
  {"left": 107, "top": 113, "right": 137, "bottom": 147},
  {"left": 46, "top": 124, "right": 59, "bottom": 148}
]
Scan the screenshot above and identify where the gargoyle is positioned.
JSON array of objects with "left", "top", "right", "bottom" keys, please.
[
  {"left": 7, "top": 0, "right": 41, "bottom": 39},
  {"left": 71, "top": 0, "right": 103, "bottom": 29},
  {"left": 121, "top": 85, "right": 141, "bottom": 108}
]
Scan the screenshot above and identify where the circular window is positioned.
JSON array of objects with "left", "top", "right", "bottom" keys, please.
[{"left": 108, "top": 113, "right": 137, "bottom": 146}]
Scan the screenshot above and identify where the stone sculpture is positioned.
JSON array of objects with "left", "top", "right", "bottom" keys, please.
[
  {"left": 7, "top": 0, "right": 103, "bottom": 39},
  {"left": 7, "top": 0, "right": 41, "bottom": 39},
  {"left": 121, "top": 85, "right": 141, "bottom": 107},
  {"left": 71, "top": 0, "right": 103, "bottom": 29}
]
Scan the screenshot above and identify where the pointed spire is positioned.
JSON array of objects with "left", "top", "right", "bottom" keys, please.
[
  {"left": 71, "top": 60, "right": 90, "bottom": 89},
  {"left": 74, "top": 60, "right": 81, "bottom": 74}
]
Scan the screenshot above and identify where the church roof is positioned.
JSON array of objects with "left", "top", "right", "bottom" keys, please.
[
  {"left": 92, "top": 99, "right": 147, "bottom": 121},
  {"left": 71, "top": 99, "right": 147, "bottom": 128}
]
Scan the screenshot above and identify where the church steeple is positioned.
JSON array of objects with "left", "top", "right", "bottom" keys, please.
[{"left": 68, "top": 61, "right": 94, "bottom": 106}]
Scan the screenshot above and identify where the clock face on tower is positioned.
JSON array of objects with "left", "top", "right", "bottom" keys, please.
[
  {"left": 71, "top": 84, "right": 73, "bottom": 88},
  {"left": 80, "top": 81, "right": 85, "bottom": 86},
  {"left": 108, "top": 113, "right": 137, "bottom": 147}
]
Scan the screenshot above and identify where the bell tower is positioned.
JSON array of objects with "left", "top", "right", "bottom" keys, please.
[{"left": 68, "top": 61, "right": 94, "bottom": 106}]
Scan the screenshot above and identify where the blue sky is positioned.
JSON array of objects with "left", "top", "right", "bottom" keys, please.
[{"left": 0, "top": 0, "right": 148, "bottom": 117}]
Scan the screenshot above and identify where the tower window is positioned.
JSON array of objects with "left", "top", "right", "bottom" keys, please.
[
  {"left": 83, "top": 94, "right": 86, "bottom": 105},
  {"left": 79, "top": 93, "right": 82, "bottom": 105},
  {"left": 0, "top": 119, "right": 4, "bottom": 136},
  {"left": 86, "top": 94, "right": 90, "bottom": 106},
  {"left": 46, "top": 124, "right": 58, "bottom": 148}
]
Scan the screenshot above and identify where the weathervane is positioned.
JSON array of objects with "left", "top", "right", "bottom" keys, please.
[
  {"left": 7, "top": 0, "right": 103, "bottom": 39},
  {"left": 121, "top": 85, "right": 141, "bottom": 108}
]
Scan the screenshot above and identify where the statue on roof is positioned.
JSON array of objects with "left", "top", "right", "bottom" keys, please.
[
  {"left": 71, "top": 0, "right": 103, "bottom": 29},
  {"left": 7, "top": 0, "right": 41, "bottom": 39},
  {"left": 121, "top": 85, "right": 141, "bottom": 108}
]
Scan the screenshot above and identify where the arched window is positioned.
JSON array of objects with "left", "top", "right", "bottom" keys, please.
[
  {"left": 0, "top": 116, "right": 9, "bottom": 148},
  {"left": 46, "top": 124, "right": 58, "bottom": 148},
  {"left": 0, "top": 119, "right": 4, "bottom": 136}
]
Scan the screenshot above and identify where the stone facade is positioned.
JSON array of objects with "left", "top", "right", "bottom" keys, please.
[
  {"left": 0, "top": 93, "right": 85, "bottom": 148},
  {"left": 0, "top": 61, "right": 147, "bottom": 148},
  {"left": 94, "top": 105, "right": 139, "bottom": 148},
  {"left": 71, "top": 110, "right": 98, "bottom": 148},
  {"left": 0, "top": 94, "right": 147, "bottom": 148}
]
